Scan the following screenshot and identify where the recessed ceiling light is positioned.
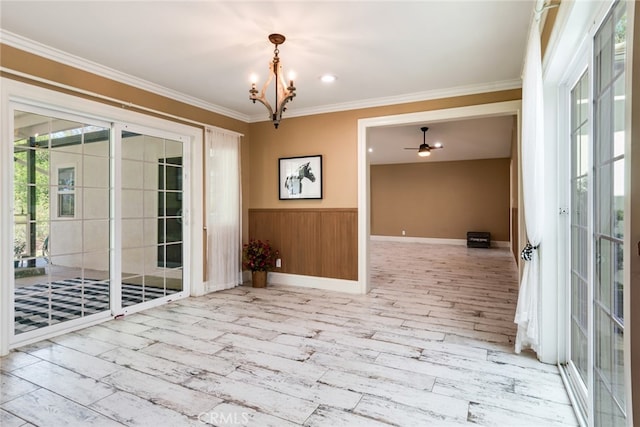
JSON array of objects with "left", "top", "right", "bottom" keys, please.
[{"left": 320, "top": 74, "right": 337, "bottom": 83}]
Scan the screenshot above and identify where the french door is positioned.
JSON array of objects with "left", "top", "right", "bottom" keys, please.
[
  {"left": 564, "top": 1, "right": 627, "bottom": 425},
  {"left": 11, "top": 106, "right": 188, "bottom": 345}
]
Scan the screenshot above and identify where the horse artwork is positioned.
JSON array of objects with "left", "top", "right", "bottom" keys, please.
[
  {"left": 279, "top": 155, "right": 323, "bottom": 200},
  {"left": 285, "top": 162, "right": 315, "bottom": 196}
]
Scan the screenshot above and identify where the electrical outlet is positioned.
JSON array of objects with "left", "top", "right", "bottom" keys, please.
[{"left": 276, "top": 258, "right": 281, "bottom": 268}]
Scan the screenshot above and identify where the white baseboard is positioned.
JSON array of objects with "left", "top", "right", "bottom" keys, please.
[
  {"left": 244, "top": 271, "right": 361, "bottom": 294},
  {"left": 370, "top": 234, "right": 510, "bottom": 248}
]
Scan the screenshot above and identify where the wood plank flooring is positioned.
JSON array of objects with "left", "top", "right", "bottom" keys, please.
[{"left": 1, "top": 241, "right": 577, "bottom": 426}]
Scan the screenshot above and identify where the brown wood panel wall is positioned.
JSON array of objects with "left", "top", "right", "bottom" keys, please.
[{"left": 248, "top": 208, "right": 358, "bottom": 281}]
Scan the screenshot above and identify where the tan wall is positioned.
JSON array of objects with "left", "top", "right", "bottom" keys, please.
[
  {"left": 370, "top": 158, "right": 510, "bottom": 241},
  {"left": 247, "top": 90, "right": 521, "bottom": 209},
  {"left": 247, "top": 114, "right": 356, "bottom": 209}
]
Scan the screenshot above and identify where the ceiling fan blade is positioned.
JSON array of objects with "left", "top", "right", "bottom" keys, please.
[{"left": 403, "top": 148, "right": 417, "bottom": 150}]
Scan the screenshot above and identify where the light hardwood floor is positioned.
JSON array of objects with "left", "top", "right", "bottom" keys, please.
[{"left": 1, "top": 241, "right": 577, "bottom": 426}]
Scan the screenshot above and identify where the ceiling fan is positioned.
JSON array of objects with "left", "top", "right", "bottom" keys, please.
[{"left": 404, "top": 126, "right": 443, "bottom": 157}]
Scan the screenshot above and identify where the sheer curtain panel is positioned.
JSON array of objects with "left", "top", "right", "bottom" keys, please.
[
  {"left": 205, "top": 127, "right": 242, "bottom": 292},
  {"left": 514, "top": 22, "right": 545, "bottom": 354}
]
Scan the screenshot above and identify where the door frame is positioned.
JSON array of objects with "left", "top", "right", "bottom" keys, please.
[
  {"left": 557, "top": 38, "right": 591, "bottom": 424},
  {"left": 357, "top": 99, "right": 522, "bottom": 294}
]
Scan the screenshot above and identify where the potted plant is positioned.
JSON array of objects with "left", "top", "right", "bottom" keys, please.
[
  {"left": 14, "top": 239, "right": 26, "bottom": 268},
  {"left": 242, "top": 239, "right": 279, "bottom": 288}
]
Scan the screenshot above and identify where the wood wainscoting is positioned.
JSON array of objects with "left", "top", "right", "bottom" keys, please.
[{"left": 248, "top": 208, "right": 357, "bottom": 281}]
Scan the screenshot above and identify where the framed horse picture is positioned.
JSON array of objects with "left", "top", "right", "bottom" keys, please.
[{"left": 279, "top": 155, "right": 323, "bottom": 200}]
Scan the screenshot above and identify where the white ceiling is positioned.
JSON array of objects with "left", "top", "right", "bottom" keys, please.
[
  {"left": 0, "top": 1, "right": 534, "bottom": 163},
  {"left": 368, "top": 115, "right": 515, "bottom": 165}
]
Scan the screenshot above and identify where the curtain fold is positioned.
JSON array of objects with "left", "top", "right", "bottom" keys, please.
[
  {"left": 205, "top": 128, "right": 241, "bottom": 292},
  {"left": 514, "top": 22, "right": 545, "bottom": 354}
]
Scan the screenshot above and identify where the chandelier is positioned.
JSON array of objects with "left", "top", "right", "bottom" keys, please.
[{"left": 249, "top": 33, "right": 297, "bottom": 129}]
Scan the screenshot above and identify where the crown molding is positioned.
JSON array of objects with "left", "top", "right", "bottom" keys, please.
[
  {"left": 0, "top": 30, "right": 250, "bottom": 123},
  {"left": 2, "top": 30, "right": 521, "bottom": 126},
  {"left": 247, "top": 78, "right": 523, "bottom": 123}
]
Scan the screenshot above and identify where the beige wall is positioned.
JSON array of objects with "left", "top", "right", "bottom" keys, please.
[
  {"left": 247, "top": 90, "right": 522, "bottom": 210},
  {"left": 247, "top": 113, "right": 357, "bottom": 209},
  {"left": 370, "top": 158, "right": 510, "bottom": 241}
]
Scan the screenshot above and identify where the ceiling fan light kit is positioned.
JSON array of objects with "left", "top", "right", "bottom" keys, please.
[
  {"left": 249, "top": 33, "right": 297, "bottom": 129},
  {"left": 404, "top": 126, "right": 444, "bottom": 157}
]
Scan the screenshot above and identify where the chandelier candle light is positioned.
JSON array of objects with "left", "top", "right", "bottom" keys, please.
[{"left": 250, "top": 33, "right": 297, "bottom": 129}]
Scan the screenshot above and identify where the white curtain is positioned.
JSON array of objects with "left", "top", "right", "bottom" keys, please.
[
  {"left": 514, "top": 21, "right": 544, "bottom": 354},
  {"left": 205, "top": 127, "right": 242, "bottom": 292}
]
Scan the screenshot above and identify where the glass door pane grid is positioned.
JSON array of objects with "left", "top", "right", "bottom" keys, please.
[
  {"left": 121, "top": 133, "right": 183, "bottom": 308},
  {"left": 569, "top": 69, "right": 590, "bottom": 389},
  {"left": 158, "top": 138, "right": 184, "bottom": 297},
  {"left": 13, "top": 110, "right": 111, "bottom": 336},
  {"left": 592, "top": 1, "right": 626, "bottom": 425}
]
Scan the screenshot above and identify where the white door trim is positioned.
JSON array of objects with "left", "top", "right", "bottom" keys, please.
[{"left": 357, "top": 99, "right": 522, "bottom": 294}]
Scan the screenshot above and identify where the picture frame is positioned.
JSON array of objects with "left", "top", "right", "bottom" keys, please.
[{"left": 279, "top": 155, "right": 323, "bottom": 200}]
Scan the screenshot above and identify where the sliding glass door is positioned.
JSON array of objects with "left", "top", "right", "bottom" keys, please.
[
  {"left": 563, "top": 1, "right": 627, "bottom": 425},
  {"left": 568, "top": 69, "right": 590, "bottom": 414},
  {"left": 11, "top": 107, "right": 188, "bottom": 344},
  {"left": 13, "top": 110, "right": 112, "bottom": 335},
  {"left": 592, "top": 3, "right": 626, "bottom": 423},
  {"left": 118, "top": 129, "right": 184, "bottom": 311}
]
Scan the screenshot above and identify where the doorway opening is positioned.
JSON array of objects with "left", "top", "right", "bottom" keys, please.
[{"left": 357, "top": 100, "right": 522, "bottom": 294}]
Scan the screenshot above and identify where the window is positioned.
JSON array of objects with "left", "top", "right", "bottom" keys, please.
[{"left": 56, "top": 165, "right": 75, "bottom": 217}]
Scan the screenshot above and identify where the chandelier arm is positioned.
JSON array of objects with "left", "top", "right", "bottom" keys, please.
[
  {"left": 259, "top": 66, "right": 275, "bottom": 100},
  {"left": 277, "top": 91, "right": 296, "bottom": 114},
  {"left": 276, "top": 64, "right": 289, "bottom": 105},
  {"left": 253, "top": 97, "right": 274, "bottom": 119},
  {"left": 250, "top": 62, "right": 276, "bottom": 117},
  {"left": 272, "top": 92, "right": 295, "bottom": 128}
]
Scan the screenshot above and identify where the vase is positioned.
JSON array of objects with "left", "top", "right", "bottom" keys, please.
[{"left": 251, "top": 271, "right": 267, "bottom": 288}]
